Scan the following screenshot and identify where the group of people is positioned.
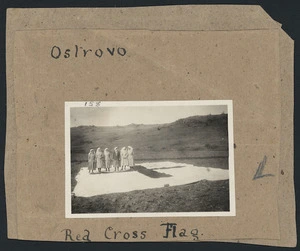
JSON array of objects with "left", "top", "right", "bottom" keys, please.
[{"left": 88, "top": 146, "right": 134, "bottom": 174}]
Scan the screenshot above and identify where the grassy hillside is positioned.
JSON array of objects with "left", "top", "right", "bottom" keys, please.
[{"left": 71, "top": 114, "right": 229, "bottom": 162}]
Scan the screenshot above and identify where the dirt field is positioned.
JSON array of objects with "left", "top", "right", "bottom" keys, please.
[{"left": 72, "top": 179, "right": 229, "bottom": 213}]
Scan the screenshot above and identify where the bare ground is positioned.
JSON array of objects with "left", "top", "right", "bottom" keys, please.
[{"left": 72, "top": 179, "right": 229, "bottom": 214}]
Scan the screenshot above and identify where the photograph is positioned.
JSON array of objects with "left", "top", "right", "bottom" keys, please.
[{"left": 65, "top": 100, "right": 235, "bottom": 218}]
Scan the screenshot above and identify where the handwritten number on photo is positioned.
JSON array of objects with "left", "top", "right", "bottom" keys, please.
[{"left": 84, "top": 101, "right": 101, "bottom": 107}]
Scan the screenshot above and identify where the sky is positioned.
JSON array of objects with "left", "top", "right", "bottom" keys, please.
[{"left": 70, "top": 105, "right": 227, "bottom": 127}]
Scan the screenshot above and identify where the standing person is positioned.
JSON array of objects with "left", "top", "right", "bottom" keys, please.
[
  {"left": 112, "top": 147, "right": 121, "bottom": 172},
  {"left": 121, "top": 147, "right": 129, "bottom": 171},
  {"left": 95, "top": 147, "right": 105, "bottom": 173},
  {"left": 88, "top": 149, "right": 96, "bottom": 174},
  {"left": 127, "top": 146, "right": 134, "bottom": 168},
  {"left": 120, "top": 147, "right": 125, "bottom": 170},
  {"left": 104, "top": 148, "right": 111, "bottom": 172}
]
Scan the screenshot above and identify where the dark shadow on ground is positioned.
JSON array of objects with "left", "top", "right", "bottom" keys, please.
[
  {"left": 131, "top": 165, "right": 172, "bottom": 178},
  {"left": 87, "top": 166, "right": 172, "bottom": 178},
  {"left": 152, "top": 165, "right": 185, "bottom": 170}
]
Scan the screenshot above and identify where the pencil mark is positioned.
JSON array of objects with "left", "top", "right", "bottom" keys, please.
[{"left": 253, "top": 155, "right": 274, "bottom": 180}]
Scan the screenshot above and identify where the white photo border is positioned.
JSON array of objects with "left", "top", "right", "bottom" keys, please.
[{"left": 65, "top": 100, "right": 235, "bottom": 218}]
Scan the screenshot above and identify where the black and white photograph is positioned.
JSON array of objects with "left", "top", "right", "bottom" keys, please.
[{"left": 65, "top": 100, "right": 235, "bottom": 217}]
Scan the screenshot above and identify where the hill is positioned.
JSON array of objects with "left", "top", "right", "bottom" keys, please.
[{"left": 70, "top": 113, "right": 229, "bottom": 162}]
